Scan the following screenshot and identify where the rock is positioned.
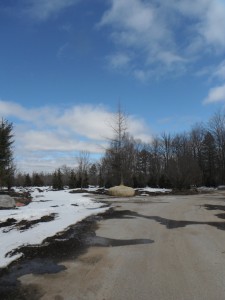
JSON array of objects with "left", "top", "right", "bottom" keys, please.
[
  {"left": 0, "top": 195, "right": 16, "bottom": 208},
  {"left": 108, "top": 185, "right": 135, "bottom": 197}
]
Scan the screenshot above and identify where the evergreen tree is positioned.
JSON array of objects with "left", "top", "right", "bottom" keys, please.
[
  {"left": 32, "top": 173, "right": 44, "bottom": 187},
  {"left": 0, "top": 119, "right": 15, "bottom": 189},
  {"left": 24, "top": 173, "right": 32, "bottom": 187},
  {"left": 52, "top": 169, "right": 63, "bottom": 190},
  {"left": 68, "top": 170, "right": 77, "bottom": 189}
]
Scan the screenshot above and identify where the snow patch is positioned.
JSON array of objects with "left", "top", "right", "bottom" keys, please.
[
  {"left": 0, "top": 188, "right": 108, "bottom": 268},
  {"left": 137, "top": 187, "right": 172, "bottom": 193}
]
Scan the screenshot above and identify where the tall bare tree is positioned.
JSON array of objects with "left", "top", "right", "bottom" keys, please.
[
  {"left": 208, "top": 110, "right": 225, "bottom": 184},
  {"left": 76, "top": 151, "right": 90, "bottom": 188}
]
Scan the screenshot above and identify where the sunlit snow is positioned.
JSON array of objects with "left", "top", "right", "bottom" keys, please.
[{"left": 0, "top": 187, "right": 108, "bottom": 268}]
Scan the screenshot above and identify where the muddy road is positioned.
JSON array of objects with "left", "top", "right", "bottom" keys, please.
[{"left": 2, "top": 192, "right": 225, "bottom": 299}]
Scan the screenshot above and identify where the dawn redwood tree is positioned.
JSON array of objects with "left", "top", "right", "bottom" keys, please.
[
  {"left": 106, "top": 104, "right": 129, "bottom": 185},
  {"left": 0, "top": 119, "right": 15, "bottom": 189}
]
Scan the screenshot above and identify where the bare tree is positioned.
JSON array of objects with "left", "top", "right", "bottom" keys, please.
[
  {"left": 76, "top": 151, "right": 90, "bottom": 188},
  {"left": 160, "top": 132, "right": 172, "bottom": 172},
  {"left": 208, "top": 110, "right": 225, "bottom": 184}
]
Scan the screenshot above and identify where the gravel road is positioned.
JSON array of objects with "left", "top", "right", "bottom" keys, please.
[{"left": 5, "top": 191, "right": 225, "bottom": 299}]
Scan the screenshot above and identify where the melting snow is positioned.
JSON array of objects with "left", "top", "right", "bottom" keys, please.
[
  {"left": 137, "top": 187, "right": 172, "bottom": 193},
  {"left": 0, "top": 187, "right": 108, "bottom": 268}
]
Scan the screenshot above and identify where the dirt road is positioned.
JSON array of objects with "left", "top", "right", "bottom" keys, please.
[{"left": 4, "top": 192, "right": 225, "bottom": 299}]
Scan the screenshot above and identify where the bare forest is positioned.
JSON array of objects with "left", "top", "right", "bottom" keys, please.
[{"left": 7, "top": 110, "right": 225, "bottom": 190}]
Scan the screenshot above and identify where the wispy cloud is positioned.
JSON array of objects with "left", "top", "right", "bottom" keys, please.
[
  {"left": 99, "top": 0, "right": 225, "bottom": 79},
  {"left": 212, "top": 60, "right": 225, "bottom": 81},
  {"left": 23, "top": 0, "right": 80, "bottom": 21},
  {"left": 107, "top": 52, "right": 132, "bottom": 70},
  {"left": 0, "top": 100, "right": 151, "bottom": 172}
]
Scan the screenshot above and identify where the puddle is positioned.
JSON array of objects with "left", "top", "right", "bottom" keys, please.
[
  {"left": 215, "top": 213, "right": 225, "bottom": 219},
  {"left": 0, "top": 259, "right": 64, "bottom": 300},
  {"left": 203, "top": 204, "right": 225, "bottom": 221},
  {"left": 0, "top": 283, "right": 44, "bottom": 300},
  {"left": 0, "top": 211, "right": 153, "bottom": 298},
  {"left": 104, "top": 209, "right": 225, "bottom": 230},
  {"left": 86, "top": 236, "right": 153, "bottom": 247},
  {"left": 204, "top": 204, "right": 225, "bottom": 211}
]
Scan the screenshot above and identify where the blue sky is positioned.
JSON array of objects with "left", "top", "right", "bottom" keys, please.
[{"left": 1, "top": 0, "right": 225, "bottom": 172}]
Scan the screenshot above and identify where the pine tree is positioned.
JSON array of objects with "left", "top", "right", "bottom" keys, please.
[
  {"left": 52, "top": 169, "right": 63, "bottom": 190},
  {"left": 24, "top": 174, "right": 32, "bottom": 187},
  {"left": 69, "top": 170, "right": 77, "bottom": 189},
  {"left": 0, "top": 119, "right": 15, "bottom": 189},
  {"left": 32, "top": 173, "right": 44, "bottom": 187}
]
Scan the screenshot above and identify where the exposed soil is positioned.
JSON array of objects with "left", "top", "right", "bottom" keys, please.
[
  {"left": 1, "top": 214, "right": 57, "bottom": 234},
  {"left": 0, "top": 218, "right": 17, "bottom": 228}
]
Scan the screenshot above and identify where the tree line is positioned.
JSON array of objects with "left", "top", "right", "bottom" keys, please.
[
  {"left": 2, "top": 110, "right": 225, "bottom": 190},
  {"left": 101, "top": 110, "right": 225, "bottom": 189}
]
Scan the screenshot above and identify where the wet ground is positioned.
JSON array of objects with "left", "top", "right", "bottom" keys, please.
[
  {"left": 0, "top": 208, "right": 154, "bottom": 300},
  {"left": 1, "top": 192, "right": 225, "bottom": 299}
]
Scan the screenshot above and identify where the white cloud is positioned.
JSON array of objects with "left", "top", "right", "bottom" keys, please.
[
  {"left": 163, "top": 0, "right": 225, "bottom": 50},
  {"left": 99, "top": 0, "right": 225, "bottom": 79},
  {"left": 107, "top": 52, "right": 131, "bottom": 69},
  {"left": 199, "top": 0, "right": 225, "bottom": 50},
  {"left": 23, "top": 0, "right": 79, "bottom": 21},
  {"left": 16, "top": 152, "right": 78, "bottom": 174},
  {"left": 127, "top": 116, "right": 152, "bottom": 142},
  {"left": 20, "top": 130, "right": 103, "bottom": 153},
  {"left": 203, "top": 83, "right": 225, "bottom": 104},
  {"left": 0, "top": 100, "right": 151, "bottom": 172},
  {"left": 100, "top": 0, "right": 155, "bottom": 33},
  {"left": 100, "top": 0, "right": 175, "bottom": 63}
]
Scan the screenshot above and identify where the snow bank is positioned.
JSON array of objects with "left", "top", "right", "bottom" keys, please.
[
  {"left": 0, "top": 188, "right": 108, "bottom": 268},
  {"left": 137, "top": 187, "right": 172, "bottom": 193}
]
